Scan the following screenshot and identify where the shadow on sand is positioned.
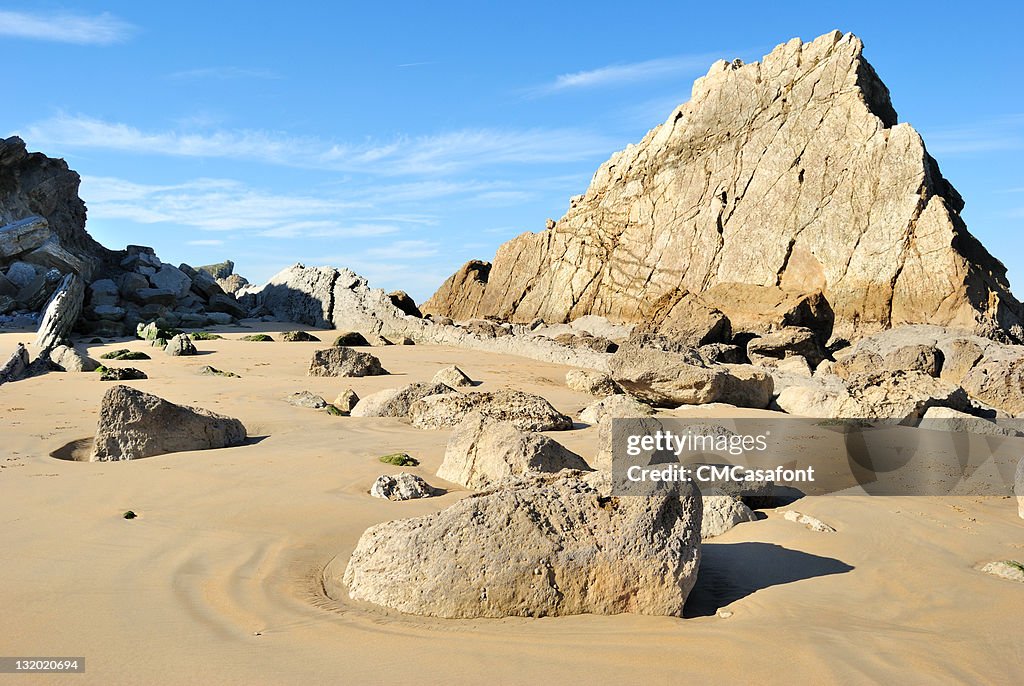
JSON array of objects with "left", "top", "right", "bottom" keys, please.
[{"left": 684, "top": 542, "right": 854, "bottom": 617}]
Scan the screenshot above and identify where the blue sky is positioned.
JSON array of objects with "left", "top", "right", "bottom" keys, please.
[{"left": 3, "top": 1, "right": 1023, "bottom": 301}]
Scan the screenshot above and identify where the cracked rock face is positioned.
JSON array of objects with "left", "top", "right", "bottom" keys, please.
[
  {"left": 342, "top": 471, "right": 702, "bottom": 618},
  {"left": 421, "top": 31, "right": 1022, "bottom": 342}
]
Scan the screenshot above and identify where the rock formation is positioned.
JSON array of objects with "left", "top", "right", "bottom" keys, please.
[
  {"left": 341, "top": 471, "right": 702, "bottom": 618},
  {"left": 437, "top": 412, "right": 590, "bottom": 488},
  {"left": 409, "top": 390, "right": 573, "bottom": 431},
  {"left": 421, "top": 32, "right": 1023, "bottom": 344},
  {"left": 307, "top": 347, "right": 388, "bottom": 377},
  {"left": 350, "top": 382, "right": 455, "bottom": 418},
  {"left": 370, "top": 473, "right": 436, "bottom": 501},
  {"left": 90, "top": 385, "right": 247, "bottom": 460}
]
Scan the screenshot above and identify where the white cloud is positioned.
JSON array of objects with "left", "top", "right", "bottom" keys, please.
[
  {"left": 921, "top": 115, "right": 1024, "bottom": 155},
  {"left": 168, "top": 67, "right": 282, "bottom": 80},
  {"left": 364, "top": 240, "right": 440, "bottom": 260},
  {"left": 534, "top": 54, "right": 717, "bottom": 95},
  {"left": 20, "top": 114, "right": 614, "bottom": 175},
  {"left": 186, "top": 239, "right": 225, "bottom": 246},
  {"left": 0, "top": 10, "right": 135, "bottom": 45}
]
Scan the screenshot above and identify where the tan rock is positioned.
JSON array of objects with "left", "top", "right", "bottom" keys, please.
[
  {"left": 565, "top": 369, "right": 622, "bottom": 396},
  {"left": 409, "top": 390, "right": 573, "bottom": 431},
  {"left": 341, "top": 471, "right": 702, "bottom": 618},
  {"left": 421, "top": 32, "right": 1022, "bottom": 342}
]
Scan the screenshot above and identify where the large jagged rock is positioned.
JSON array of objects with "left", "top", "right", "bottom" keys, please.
[
  {"left": 437, "top": 412, "right": 589, "bottom": 488},
  {"left": 420, "top": 32, "right": 1023, "bottom": 343},
  {"left": 308, "top": 346, "right": 388, "bottom": 377},
  {"left": 0, "top": 343, "right": 31, "bottom": 384},
  {"left": 0, "top": 216, "right": 51, "bottom": 259},
  {"left": 410, "top": 390, "right": 573, "bottom": 431},
  {"left": 340, "top": 471, "right": 702, "bottom": 618},
  {"left": 34, "top": 273, "right": 85, "bottom": 351},
  {"left": 90, "top": 385, "right": 247, "bottom": 460}
]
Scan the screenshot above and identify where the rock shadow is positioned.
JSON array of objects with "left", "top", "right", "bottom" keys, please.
[{"left": 684, "top": 542, "right": 853, "bottom": 617}]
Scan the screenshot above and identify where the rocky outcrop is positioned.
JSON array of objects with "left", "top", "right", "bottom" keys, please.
[
  {"left": 431, "top": 365, "right": 474, "bottom": 387},
  {"left": 437, "top": 412, "right": 589, "bottom": 488},
  {"left": 565, "top": 369, "right": 622, "bottom": 396},
  {"left": 578, "top": 394, "right": 656, "bottom": 426},
  {"left": 409, "top": 390, "right": 573, "bottom": 431},
  {"left": 308, "top": 347, "right": 388, "bottom": 377},
  {"left": 420, "top": 32, "right": 1023, "bottom": 343},
  {"left": 340, "top": 471, "right": 702, "bottom": 618},
  {"left": 90, "top": 385, "right": 247, "bottom": 460},
  {"left": 702, "top": 494, "right": 757, "bottom": 538},
  {"left": 50, "top": 344, "right": 99, "bottom": 372}
]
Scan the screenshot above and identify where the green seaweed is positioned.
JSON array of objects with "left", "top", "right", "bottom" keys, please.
[
  {"left": 378, "top": 452, "right": 419, "bottom": 467},
  {"left": 240, "top": 334, "right": 274, "bottom": 342}
]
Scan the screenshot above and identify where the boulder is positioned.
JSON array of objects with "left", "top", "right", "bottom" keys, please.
[
  {"left": 280, "top": 330, "right": 321, "bottom": 342},
  {"left": 638, "top": 288, "right": 730, "bottom": 346},
  {"left": 0, "top": 216, "right": 51, "bottom": 259},
  {"left": 419, "top": 32, "right": 1022, "bottom": 342},
  {"left": 552, "top": 332, "right": 619, "bottom": 353},
  {"left": 148, "top": 264, "right": 192, "bottom": 298},
  {"left": 701, "top": 494, "right": 757, "bottom": 538},
  {"left": 134, "top": 288, "right": 177, "bottom": 306},
  {"left": 217, "top": 273, "right": 248, "bottom": 294},
  {"left": 341, "top": 471, "right": 702, "bottom": 618},
  {"left": 919, "top": 407, "right": 1020, "bottom": 437},
  {"left": 609, "top": 338, "right": 772, "bottom": 408},
  {"left": 746, "top": 327, "right": 825, "bottom": 368},
  {"left": 34, "top": 273, "right": 85, "bottom": 351},
  {"left": 565, "top": 369, "right": 622, "bottom": 396},
  {"left": 370, "top": 472, "right": 436, "bottom": 500},
  {"left": 308, "top": 347, "right": 388, "bottom": 377},
  {"left": 51, "top": 345, "right": 99, "bottom": 372},
  {"left": 0, "top": 343, "right": 30, "bottom": 384},
  {"left": 960, "top": 357, "right": 1024, "bottom": 416},
  {"left": 431, "top": 365, "right": 474, "bottom": 388},
  {"left": 90, "top": 385, "right": 246, "bottom": 459},
  {"left": 99, "top": 367, "right": 148, "bottom": 381},
  {"left": 776, "top": 371, "right": 969, "bottom": 421},
  {"left": 939, "top": 338, "right": 984, "bottom": 384},
  {"left": 286, "top": 391, "right": 328, "bottom": 409},
  {"left": 86, "top": 279, "right": 119, "bottom": 306},
  {"left": 409, "top": 390, "right": 573, "bottom": 431},
  {"left": 4, "top": 261, "right": 38, "bottom": 289},
  {"left": 351, "top": 382, "right": 455, "bottom": 418},
  {"left": 16, "top": 268, "right": 62, "bottom": 310},
  {"left": 579, "top": 394, "right": 656, "bottom": 426},
  {"left": 387, "top": 290, "right": 422, "bottom": 318},
  {"left": 333, "top": 389, "right": 359, "bottom": 414},
  {"left": 437, "top": 412, "right": 589, "bottom": 489},
  {"left": 206, "top": 293, "right": 247, "bottom": 319},
  {"left": 884, "top": 344, "right": 941, "bottom": 377},
  {"left": 831, "top": 350, "right": 884, "bottom": 379},
  {"left": 90, "top": 305, "right": 126, "bottom": 321},
  {"left": 333, "top": 331, "right": 370, "bottom": 347},
  {"left": 164, "top": 334, "right": 197, "bottom": 356},
  {"left": 22, "top": 237, "right": 93, "bottom": 278},
  {"left": 118, "top": 272, "right": 149, "bottom": 298},
  {"left": 980, "top": 561, "right": 1024, "bottom": 583}
]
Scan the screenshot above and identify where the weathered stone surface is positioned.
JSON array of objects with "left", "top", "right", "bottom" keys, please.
[
  {"left": 438, "top": 412, "right": 589, "bottom": 489},
  {"left": 746, "top": 327, "right": 825, "bottom": 368},
  {"left": 4, "top": 261, "right": 38, "bottom": 289},
  {"left": 783, "top": 510, "right": 836, "bottom": 533},
  {"left": 919, "top": 407, "right": 1020, "bottom": 437},
  {"left": 552, "top": 331, "right": 618, "bottom": 353},
  {"left": 308, "top": 347, "right": 388, "bottom": 377},
  {"left": 351, "top": 382, "right": 455, "bottom": 418},
  {"left": 179, "top": 264, "right": 224, "bottom": 300},
  {"left": 0, "top": 216, "right": 50, "bottom": 258},
  {"left": 87, "top": 279, "right": 119, "bottom": 306},
  {"left": 431, "top": 365, "right": 474, "bottom": 387},
  {"left": 217, "top": 273, "right": 248, "bottom": 294},
  {"left": 0, "top": 342, "right": 30, "bottom": 384},
  {"left": 960, "top": 357, "right": 1024, "bottom": 416},
  {"left": 51, "top": 344, "right": 99, "bottom": 372},
  {"left": 99, "top": 367, "right": 148, "bottom": 381},
  {"left": 341, "top": 471, "right": 702, "bottom": 618},
  {"left": 90, "top": 305, "right": 126, "bottom": 321},
  {"left": 149, "top": 265, "right": 192, "bottom": 298},
  {"left": 333, "top": 331, "right": 370, "bottom": 347},
  {"left": 22, "top": 237, "right": 92, "bottom": 279},
  {"left": 333, "top": 389, "right": 359, "bottom": 414},
  {"left": 636, "top": 288, "right": 730, "bottom": 346},
  {"left": 164, "top": 334, "right": 197, "bottom": 356},
  {"left": 463, "top": 318, "right": 511, "bottom": 338},
  {"left": 420, "top": 260, "right": 491, "bottom": 320},
  {"left": 609, "top": 338, "right": 772, "bottom": 408},
  {"left": 980, "top": 560, "right": 1024, "bottom": 583},
  {"left": 134, "top": 288, "right": 177, "bottom": 306},
  {"left": 206, "top": 293, "right": 247, "bottom": 319},
  {"left": 286, "top": 391, "right": 328, "bottom": 409},
  {"left": 370, "top": 472, "right": 436, "bottom": 501},
  {"left": 35, "top": 273, "right": 85, "bottom": 351},
  {"left": 421, "top": 32, "right": 1023, "bottom": 342},
  {"left": 387, "top": 290, "right": 422, "bottom": 318},
  {"left": 940, "top": 338, "right": 985, "bottom": 384},
  {"left": 410, "top": 390, "right": 573, "bottom": 431},
  {"left": 91, "top": 385, "right": 246, "bottom": 460},
  {"left": 884, "top": 344, "right": 940, "bottom": 377},
  {"left": 280, "top": 330, "right": 321, "bottom": 342},
  {"left": 16, "top": 268, "right": 62, "bottom": 310},
  {"left": 565, "top": 369, "right": 622, "bottom": 396},
  {"left": 701, "top": 494, "right": 757, "bottom": 538},
  {"left": 579, "top": 394, "right": 656, "bottom": 426},
  {"left": 199, "top": 260, "right": 235, "bottom": 280}
]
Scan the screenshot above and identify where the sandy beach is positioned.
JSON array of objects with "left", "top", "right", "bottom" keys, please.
[{"left": 2, "top": 326, "right": 1021, "bottom": 685}]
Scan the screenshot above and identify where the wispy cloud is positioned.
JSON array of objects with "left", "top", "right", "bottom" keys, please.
[
  {"left": 186, "top": 239, "right": 225, "bottom": 246},
  {"left": 20, "top": 113, "right": 614, "bottom": 175},
  {"left": 167, "top": 66, "right": 282, "bottom": 80},
  {"left": 0, "top": 10, "right": 135, "bottom": 45},
  {"left": 364, "top": 240, "right": 440, "bottom": 260},
  {"left": 397, "top": 61, "right": 434, "bottom": 68},
  {"left": 533, "top": 54, "right": 718, "bottom": 95},
  {"left": 921, "top": 115, "right": 1024, "bottom": 155}
]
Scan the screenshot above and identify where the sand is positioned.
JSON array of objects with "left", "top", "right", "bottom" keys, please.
[{"left": 1, "top": 324, "right": 1022, "bottom": 685}]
